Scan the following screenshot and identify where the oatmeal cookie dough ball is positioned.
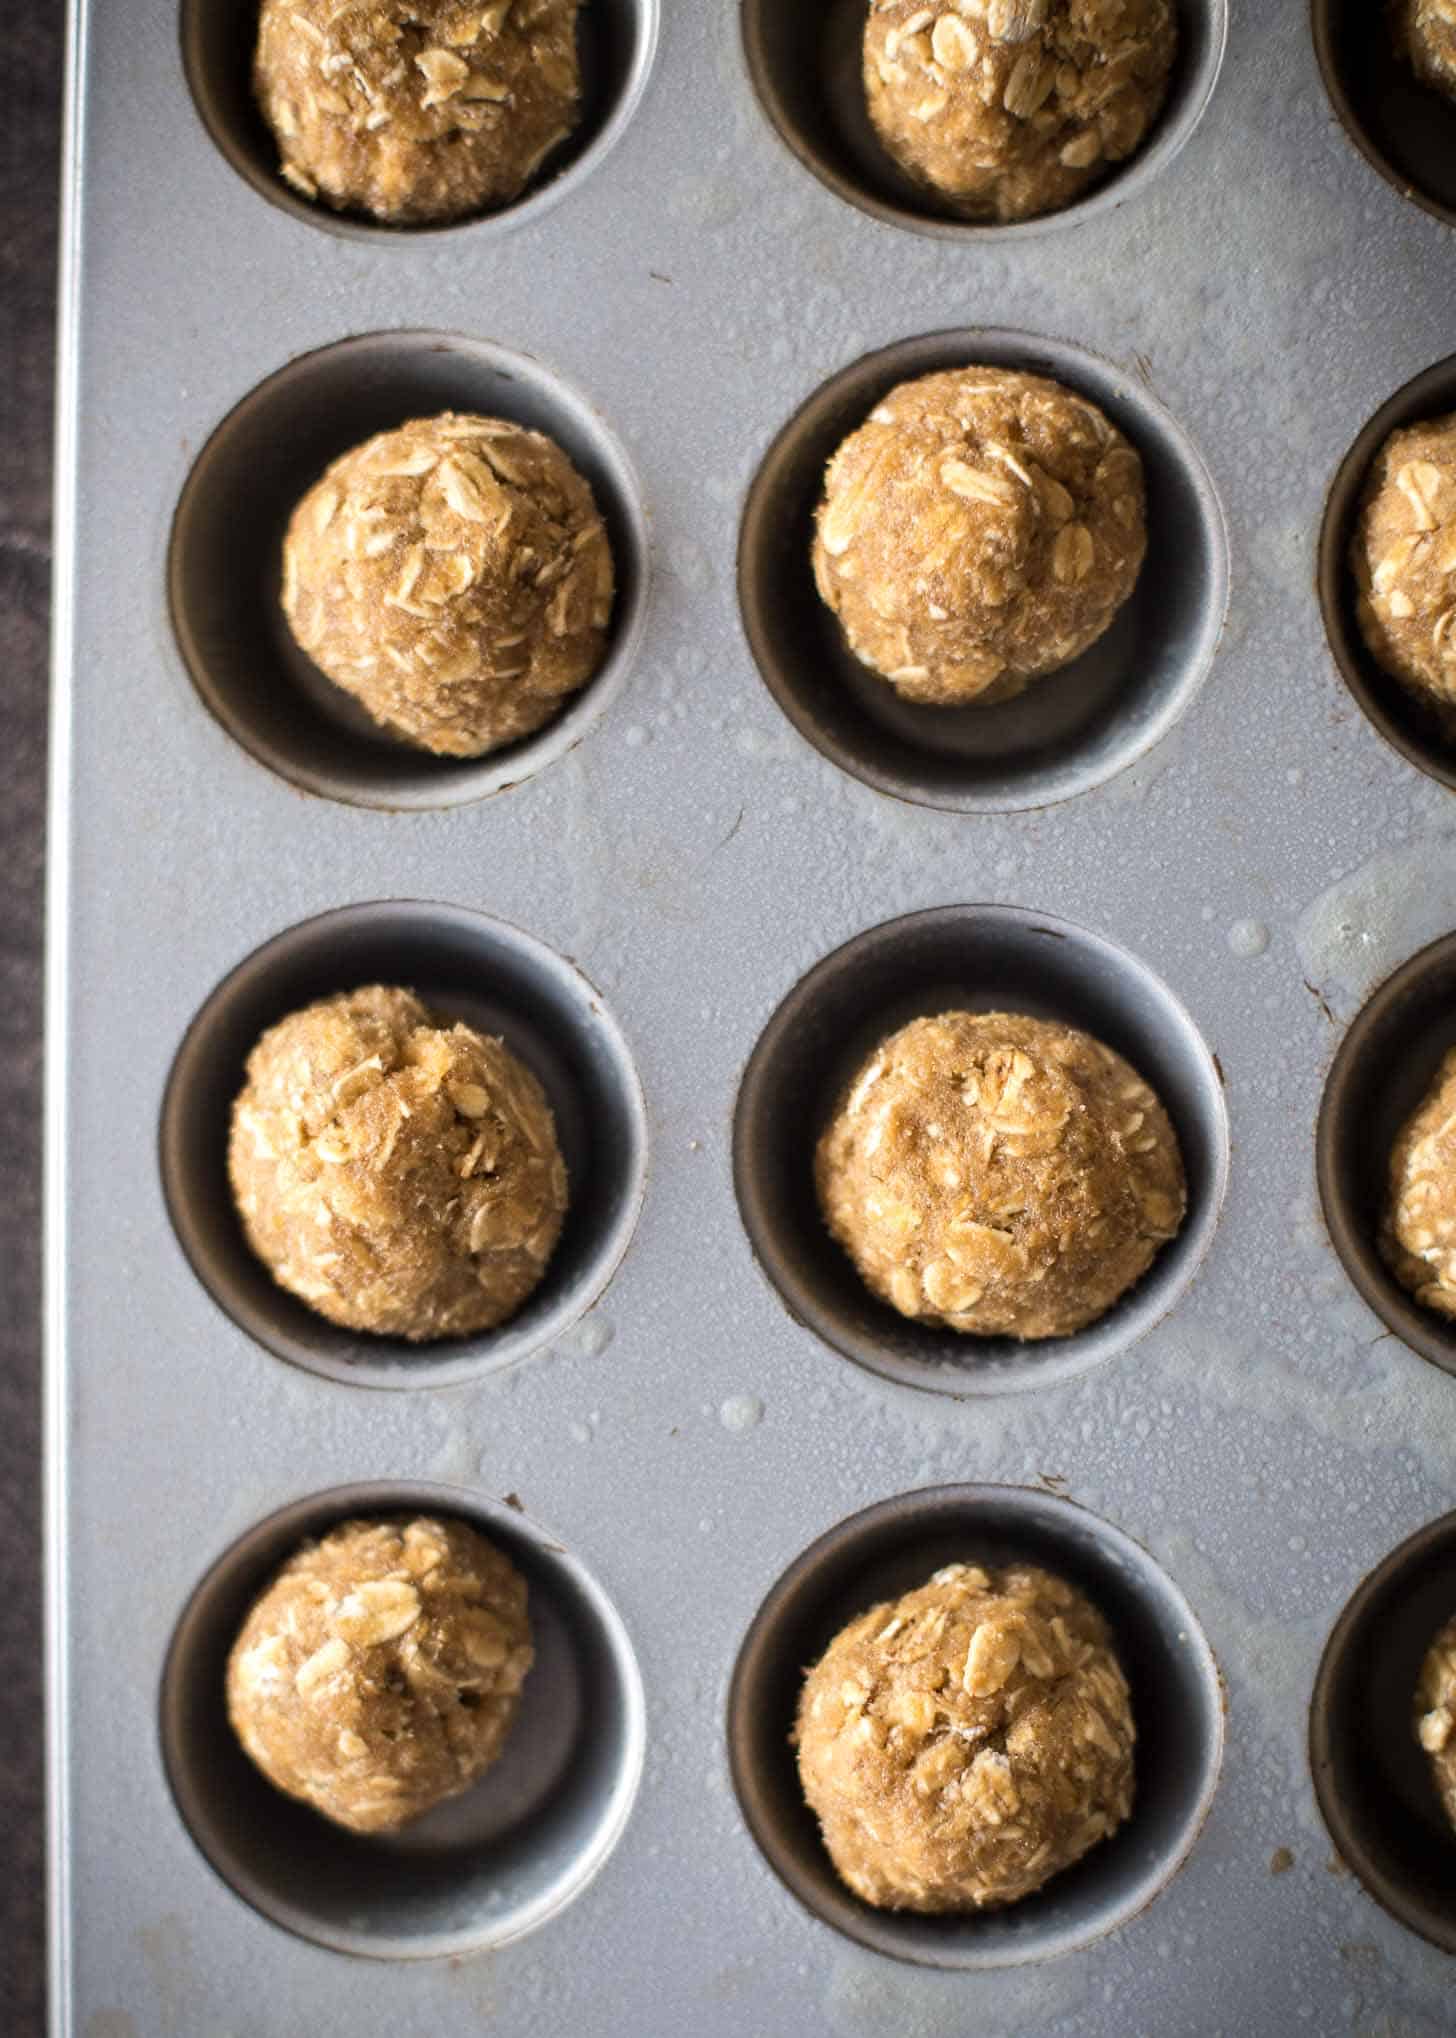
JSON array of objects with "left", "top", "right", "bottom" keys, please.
[
  {"left": 229, "top": 985, "right": 568, "bottom": 1340},
  {"left": 282, "top": 412, "right": 615, "bottom": 759},
  {"left": 254, "top": 0, "right": 583, "bottom": 225},
  {"left": 795, "top": 1561, "right": 1135, "bottom": 1911},
  {"left": 1351, "top": 414, "right": 1456, "bottom": 716},
  {"left": 864, "top": 0, "right": 1177, "bottom": 225},
  {"left": 1416, "top": 1613, "right": 1456, "bottom": 1833},
  {"left": 816, "top": 1011, "right": 1185, "bottom": 1340},
  {"left": 227, "top": 1516, "right": 533, "bottom": 1833},
  {"left": 1380, "top": 1043, "right": 1456, "bottom": 1316},
  {"left": 812, "top": 367, "right": 1146, "bottom": 708},
  {"left": 1394, "top": 1, "right": 1456, "bottom": 102}
]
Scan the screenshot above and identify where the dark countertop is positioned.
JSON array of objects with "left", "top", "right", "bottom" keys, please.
[{"left": 2, "top": 3, "right": 61, "bottom": 2032}]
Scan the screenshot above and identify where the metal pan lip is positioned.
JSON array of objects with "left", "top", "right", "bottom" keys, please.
[
  {"left": 736, "top": 325, "right": 1230, "bottom": 816},
  {"left": 167, "top": 328, "right": 652, "bottom": 813},
  {"left": 179, "top": 0, "right": 663, "bottom": 244},
  {"left": 158, "top": 1478, "right": 648, "bottom": 1960},
  {"left": 1309, "top": 1506, "right": 1456, "bottom": 1956},
  {"left": 726, "top": 1481, "right": 1226, "bottom": 1969},
  {"left": 1315, "top": 927, "right": 1456, "bottom": 1378},
  {"left": 1317, "top": 349, "right": 1456, "bottom": 795},
  {"left": 1311, "top": 0, "right": 1456, "bottom": 236},
  {"left": 158, "top": 898, "right": 649, "bottom": 1391},
  {"left": 731, "top": 901, "right": 1231, "bottom": 1398},
  {"left": 740, "top": 0, "right": 1230, "bottom": 246}
]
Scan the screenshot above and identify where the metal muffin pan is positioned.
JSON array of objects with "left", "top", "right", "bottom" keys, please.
[{"left": 45, "top": 1, "right": 1456, "bottom": 2030}]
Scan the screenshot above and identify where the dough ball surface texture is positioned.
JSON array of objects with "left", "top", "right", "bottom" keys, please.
[
  {"left": 254, "top": 0, "right": 583, "bottom": 225},
  {"left": 229, "top": 985, "right": 569, "bottom": 1340},
  {"left": 282, "top": 412, "right": 615, "bottom": 759},
  {"left": 1416, "top": 1613, "right": 1456, "bottom": 1833},
  {"left": 1381, "top": 1043, "right": 1456, "bottom": 1317},
  {"left": 812, "top": 367, "right": 1146, "bottom": 708},
  {"left": 1352, "top": 414, "right": 1456, "bottom": 715},
  {"left": 863, "top": 0, "right": 1177, "bottom": 225},
  {"left": 815, "top": 1010, "right": 1186, "bottom": 1341},
  {"left": 1395, "top": 1, "right": 1456, "bottom": 101},
  {"left": 227, "top": 1515, "right": 533, "bottom": 1833},
  {"left": 795, "top": 1561, "right": 1135, "bottom": 1911}
]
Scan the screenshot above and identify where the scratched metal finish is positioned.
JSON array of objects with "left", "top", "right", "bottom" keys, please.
[{"left": 47, "top": 0, "right": 1456, "bottom": 2030}]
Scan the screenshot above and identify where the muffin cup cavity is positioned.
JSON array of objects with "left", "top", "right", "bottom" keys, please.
[
  {"left": 160, "top": 1481, "right": 646, "bottom": 1959},
  {"left": 1310, "top": 1508, "right": 1456, "bottom": 1954},
  {"left": 180, "top": 0, "right": 660, "bottom": 240},
  {"left": 1316, "top": 929, "right": 1456, "bottom": 1377},
  {"left": 1313, "top": 1, "right": 1456, "bottom": 233},
  {"left": 159, "top": 902, "right": 647, "bottom": 1389},
  {"left": 737, "top": 329, "right": 1228, "bottom": 814},
  {"left": 732, "top": 904, "right": 1229, "bottom": 1397},
  {"left": 1319, "top": 351, "right": 1456, "bottom": 794},
  {"left": 168, "top": 331, "right": 649, "bottom": 809},
  {"left": 726, "top": 1484, "right": 1224, "bottom": 1968},
  {"left": 740, "top": 0, "right": 1227, "bottom": 243}
]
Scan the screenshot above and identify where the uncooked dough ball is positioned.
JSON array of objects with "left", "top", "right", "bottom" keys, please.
[
  {"left": 795, "top": 1561, "right": 1135, "bottom": 1911},
  {"left": 255, "top": 0, "right": 583, "bottom": 225},
  {"left": 1416, "top": 1613, "right": 1456, "bottom": 1834},
  {"left": 227, "top": 1515, "right": 533, "bottom": 1833},
  {"left": 863, "top": 0, "right": 1177, "bottom": 225},
  {"left": 282, "top": 413, "right": 614, "bottom": 758},
  {"left": 1351, "top": 415, "right": 1456, "bottom": 717},
  {"left": 229, "top": 985, "right": 568, "bottom": 1340},
  {"left": 1395, "top": 1, "right": 1456, "bottom": 101},
  {"left": 812, "top": 367, "right": 1146, "bottom": 708},
  {"left": 816, "top": 1011, "right": 1186, "bottom": 1340},
  {"left": 1381, "top": 1044, "right": 1456, "bottom": 1315}
]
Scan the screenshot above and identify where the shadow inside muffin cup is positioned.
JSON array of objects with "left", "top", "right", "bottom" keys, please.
[
  {"left": 1312, "top": 0, "right": 1456, "bottom": 233},
  {"left": 158, "top": 901, "right": 648, "bottom": 1390},
  {"left": 737, "top": 328, "right": 1228, "bottom": 815},
  {"left": 160, "top": 1481, "right": 646, "bottom": 1959},
  {"left": 731, "top": 904, "right": 1229, "bottom": 1398},
  {"left": 740, "top": 0, "right": 1227, "bottom": 242},
  {"left": 726, "top": 1484, "right": 1224, "bottom": 1969},
  {"left": 168, "top": 330, "right": 650, "bottom": 810},
  {"left": 1316, "top": 929, "right": 1456, "bottom": 1379},
  {"left": 179, "top": 0, "right": 660, "bottom": 241},
  {"left": 1310, "top": 1508, "right": 1456, "bottom": 1955},
  {"left": 1318, "top": 351, "right": 1456, "bottom": 795}
]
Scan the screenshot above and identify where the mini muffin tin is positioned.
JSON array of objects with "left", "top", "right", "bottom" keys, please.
[{"left": 44, "top": 1, "right": 1456, "bottom": 2029}]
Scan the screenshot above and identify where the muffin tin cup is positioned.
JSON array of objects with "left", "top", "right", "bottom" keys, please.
[
  {"left": 738, "top": 328, "right": 1229, "bottom": 814},
  {"left": 1313, "top": 1, "right": 1456, "bottom": 233},
  {"left": 181, "top": 0, "right": 661, "bottom": 241},
  {"left": 168, "top": 330, "right": 651, "bottom": 810},
  {"left": 159, "top": 901, "right": 648, "bottom": 1390},
  {"left": 727, "top": 1483, "right": 1225, "bottom": 1969},
  {"left": 1316, "top": 928, "right": 1456, "bottom": 1377},
  {"left": 1318, "top": 350, "right": 1456, "bottom": 794},
  {"left": 732, "top": 904, "right": 1229, "bottom": 1397},
  {"left": 160, "top": 1480, "right": 646, "bottom": 1959},
  {"left": 741, "top": 0, "right": 1228, "bottom": 244},
  {"left": 1310, "top": 1508, "right": 1456, "bottom": 1955}
]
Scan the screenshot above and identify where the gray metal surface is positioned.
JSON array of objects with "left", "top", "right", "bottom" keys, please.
[{"left": 46, "top": 0, "right": 1456, "bottom": 2030}]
